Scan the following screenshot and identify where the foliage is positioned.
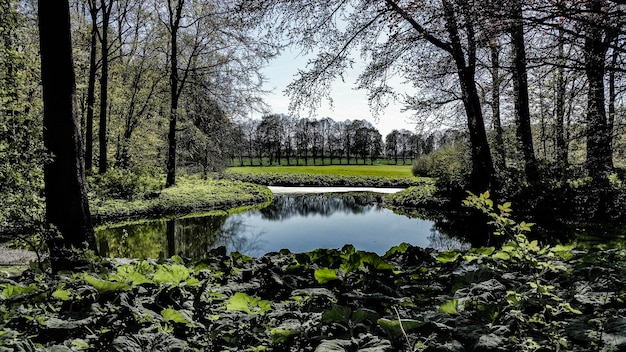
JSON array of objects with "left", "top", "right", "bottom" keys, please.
[
  {"left": 383, "top": 182, "right": 440, "bottom": 208},
  {"left": 412, "top": 144, "right": 471, "bottom": 190},
  {"left": 1, "top": 199, "right": 625, "bottom": 350},
  {"left": 88, "top": 167, "right": 163, "bottom": 201},
  {"left": 0, "top": 0, "right": 44, "bottom": 237}
]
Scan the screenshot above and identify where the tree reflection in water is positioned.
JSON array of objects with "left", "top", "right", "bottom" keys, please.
[{"left": 97, "top": 194, "right": 473, "bottom": 259}]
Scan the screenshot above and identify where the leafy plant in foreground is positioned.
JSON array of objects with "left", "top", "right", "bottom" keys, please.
[{"left": 461, "top": 191, "right": 581, "bottom": 351}]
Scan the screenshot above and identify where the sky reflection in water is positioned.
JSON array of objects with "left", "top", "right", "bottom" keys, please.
[{"left": 96, "top": 194, "right": 470, "bottom": 259}]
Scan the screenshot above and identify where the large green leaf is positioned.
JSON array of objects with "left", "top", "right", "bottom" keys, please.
[
  {"left": 377, "top": 318, "right": 426, "bottom": 338},
  {"left": 436, "top": 250, "right": 460, "bottom": 264},
  {"left": 83, "top": 274, "right": 130, "bottom": 294},
  {"left": 161, "top": 308, "right": 193, "bottom": 327},
  {"left": 1, "top": 283, "right": 38, "bottom": 299},
  {"left": 225, "top": 292, "right": 271, "bottom": 315},
  {"left": 153, "top": 264, "right": 199, "bottom": 286},
  {"left": 438, "top": 299, "right": 460, "bottom": 315},
  {"left": 314, "top": 268, "right": 340, "bottom": 284}
]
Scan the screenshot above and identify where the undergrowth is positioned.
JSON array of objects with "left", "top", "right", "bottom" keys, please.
[{"left": 1, "top": 194, "right": 624, "bottom": 351}]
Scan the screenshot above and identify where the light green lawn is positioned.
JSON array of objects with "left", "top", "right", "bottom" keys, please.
[{"left": 227, "top": 165, "right": 413, "bottom": 177}]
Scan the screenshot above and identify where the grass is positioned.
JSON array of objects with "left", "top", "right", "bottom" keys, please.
[
  {"left": 227, "top": 165, "right": 413, "bottom": 178},
  {"left": 90, "top": 176, "right": 272, "bottom": 225}
]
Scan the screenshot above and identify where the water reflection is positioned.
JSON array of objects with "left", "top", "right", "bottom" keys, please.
[{"left": 96, "top": 194, "right": 471, "bottom": 259}]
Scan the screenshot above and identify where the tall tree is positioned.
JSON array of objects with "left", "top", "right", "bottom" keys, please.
[
  {"left": 38, "top": 0, "right": 97, "bottom": 256},
  {"left": 97, "top": 0, "right": 116, "bottom": 174},
  {"left": 508, "top": 0, "right": 538, "bottom": 184},
  {"left": 84, "top": 0, "right": 99, "bottom": 172},
  {"left": 164, "top": 0, "right": 185, "bottom": 187},
  {"left": 583, "top": 0, "right": 617, "bottom": 181}
]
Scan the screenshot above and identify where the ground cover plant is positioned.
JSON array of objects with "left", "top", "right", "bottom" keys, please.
[
  {"left": 1, "top": 195, "right": 625, "bottom": 351},
  {"left": 222, "top": 166, "right": 429, "bottom": 188}
]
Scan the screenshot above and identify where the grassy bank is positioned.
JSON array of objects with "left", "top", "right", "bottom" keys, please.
[
  {"left": 228, "top": 165, "right": 413, "bottom": 177},
  {"left": 223, "top": 165, "right": 429, "bottom": 188},
  {"left": 90, "top": 177, "right": 272, "bottom": 225}
]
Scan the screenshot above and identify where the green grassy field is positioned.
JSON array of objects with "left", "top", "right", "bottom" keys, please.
[{"left": 227, "top": 165, "right": 414, "bottom": 178}]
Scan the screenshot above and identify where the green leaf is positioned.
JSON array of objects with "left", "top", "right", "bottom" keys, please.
[
  {"left": 270, "top": 328, "right": 299, "bottom": 343},
  {"left": 153, "top": 264, "right": 198, "bottom": 286},
  {"left": 438, "top": 299, "right": 459, "bottom": 315},
  {"left": 1, "top": 283, "right": 38, "bottom": 299},
  {"left": 322, "top": 305, "right": 352, "bottom": 324},
  {"left": 436, "top": 250, "right": 460, "bottom": 263},
  {"left": 314, "top": 267, "right": 340, "bottom": 284},
  {"left": 83, "top": 274, "right": 130, "bottom": 294},
  {"left": 161, "top": 308, "right": 193, "bottom": 326},
  {"left": 384, "top": 242, "right": 411, "bottom": 257},
  {"left": 52, "top": 289, "right": 72, "bottom": 301},
  {"left": 377, "top": 318, "right": 426, "bottom": 338},
  {"left": 226, "top": 292, "right": 271, "bottom": 315},
  {"left": 492, "top": 251, "right": 510, "bottom": 260}
]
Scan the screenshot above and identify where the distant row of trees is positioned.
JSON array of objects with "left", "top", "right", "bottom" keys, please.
[{"left": 227, "top": 115, "right": 462, "bottom": 166}]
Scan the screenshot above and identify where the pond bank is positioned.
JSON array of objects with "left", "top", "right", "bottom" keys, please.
[{"left": 91, "top": 178, "right": 272, "bottom": 226}]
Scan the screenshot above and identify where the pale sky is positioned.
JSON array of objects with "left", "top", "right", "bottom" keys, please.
[{"left": 259, "top": 49, "right": 417, "bottom": 137}]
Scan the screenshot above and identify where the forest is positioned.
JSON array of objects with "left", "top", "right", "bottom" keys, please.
[{"left": 2, "top": 0, "right": 626, "bottom": 351}]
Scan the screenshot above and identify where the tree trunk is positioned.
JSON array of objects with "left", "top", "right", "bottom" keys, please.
[
  {"left": 554, "top": 28, "right": 568, "bottom": 170},
  {"left": 509, "top": 3, "right": 538, "bottom": 184},
  {"left": 443, "top": 0, "right": 495, "bottom": 192},
  {"left": 166, "top": 0, "right": 182, "bottom": 187},
  {"left": 489, "top": 41, "right": 506, "bottom": 171},
  {"left": 98, "top": 0, "right": 111, "bottom": 175},
  {"left": 85, "top": 0, "right": 98, "bottom": 172},
  {"left": 38, "top": 0, "right": 97, "bottom": 255},
  {"left": 584, "top": 0, "right": 614, "bottom": 182}
]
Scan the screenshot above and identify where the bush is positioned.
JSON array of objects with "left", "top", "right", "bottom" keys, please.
[
  {"left": 88, "top": 167, "right": 163, "bottom": 201},
  {"left": 412, "top": 144, "right": 470, "bottom": 189}
]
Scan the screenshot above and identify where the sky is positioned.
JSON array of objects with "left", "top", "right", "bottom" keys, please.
[{"left": 258, "top": 49, "right": 417, "bottom": 138}]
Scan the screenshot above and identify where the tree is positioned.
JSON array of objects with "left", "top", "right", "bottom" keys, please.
[
  {"left": 508, "top": 0, "right": 538, "bottom": 184},
  {"left": 97, "top": 0, "right": 117, "bottom": 174},
  {"left": 38, "top": 0, "right": 97, "bottom": 257},
  {"left": 582, "top": 0, "right": 618, "bottom": 182},
  {"left": 84, "top": 0, "right": 99, "bottom": 172},
  {"left": 385, "top": 130, "right": 399, "bottom": 164}
]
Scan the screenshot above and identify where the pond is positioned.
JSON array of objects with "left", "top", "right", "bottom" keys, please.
[{"left": 95, "top": 193, "right": 472, "bottom": 259}]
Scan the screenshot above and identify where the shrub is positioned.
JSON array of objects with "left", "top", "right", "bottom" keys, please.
[
  {"left": 412, "top": 143, "right": 470, "bottom": 189},
  {"left": 88, "top": 167, "right": 163, "bottom": 201}
]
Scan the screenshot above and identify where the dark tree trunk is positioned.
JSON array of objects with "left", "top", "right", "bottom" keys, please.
[
  {"left": 608, "top": 44, "right": 618, "bottom": 155},
  {"left": 98, "top": 0, "right": 112, "bottom": 175},
  {"left": 509, "top": 3, "right": 538, "bottom": 184},
  {"left": 166, "top": 0, "right": 183, "bottom": 187},
  {"left": 85, "top": 0, "right": 98, "bottom": 172},
  {"left": 443, "top": 0, "right": 495, "bottom": 192},
  {"left": 584, "top": 0, "right": 614, "bottom": 182},
  {"left": 554, "top": 28, "right": 568, "bottom": 170},
  {"left": 489, "top": 41, "right": 506, "bottom": 171},
  {"left": 38, "top": 0, "right": 97, "bottom": 254}
]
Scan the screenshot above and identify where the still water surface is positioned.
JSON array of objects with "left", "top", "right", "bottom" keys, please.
[{"left": 96, "top": 194, "right": 471, "bottom": 259}]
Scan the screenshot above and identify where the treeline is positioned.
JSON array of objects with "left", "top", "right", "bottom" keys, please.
[{"left": 229, "top": 114, "right": 459, "bottom": 167}]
